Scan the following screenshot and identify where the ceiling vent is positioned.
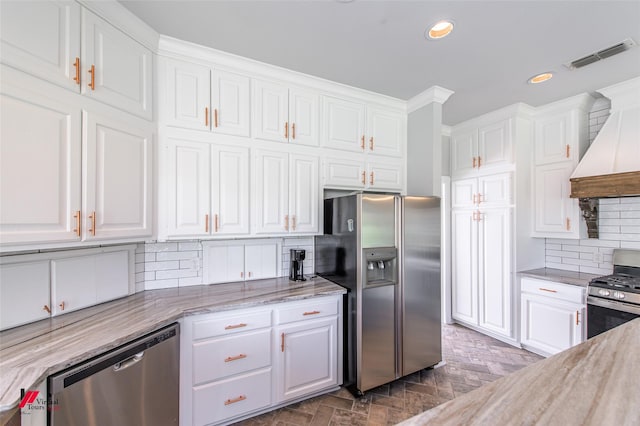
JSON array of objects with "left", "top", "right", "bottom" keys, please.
[{"left": 565, "top": 38, "right": 636, "bottom": 70}]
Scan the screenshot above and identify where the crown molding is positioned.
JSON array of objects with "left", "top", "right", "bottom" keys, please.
[{"left": 407, "top": 86, "right": 454, "bottom": 113}]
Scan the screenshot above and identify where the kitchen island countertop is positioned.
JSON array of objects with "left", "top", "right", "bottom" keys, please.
[
  {"left": 0, "top": 276, "right": 345, "bottom": 415},
  {"left": 518, "top": 267, "right": 600, "bottom": 287},
  {"left": 399, "top": 317, "right": 640, "bottom": 425}
]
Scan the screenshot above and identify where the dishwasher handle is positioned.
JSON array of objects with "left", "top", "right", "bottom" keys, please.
[{"left": 113, "top": 351, "right": 144, "bottom": 372}]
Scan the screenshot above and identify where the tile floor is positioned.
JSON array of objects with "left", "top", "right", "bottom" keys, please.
[{"left": 235, "top": 323, "right": 543, "bottom": 426}]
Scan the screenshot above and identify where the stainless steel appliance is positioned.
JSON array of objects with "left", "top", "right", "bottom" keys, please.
[
  {"left": 289, "top": 249, "right": 306, "bottom": 281},
  {"left": 587, "top": 249, "right": 640, "bottom": 339},
  {"left": 315, "top": 193, "right": 441, "bottom": 394},
  {"left": 49, "top": 323, "right": 179, "bottom": 426}
]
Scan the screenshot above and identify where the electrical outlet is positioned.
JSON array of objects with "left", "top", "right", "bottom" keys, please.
[{"left": 593, "top": 252, "right": 604, "bottom": 263}]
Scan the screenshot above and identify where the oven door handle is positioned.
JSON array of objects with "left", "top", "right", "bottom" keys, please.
[{"left": 587, "top": 296, "right": 640, "bottom": 315}]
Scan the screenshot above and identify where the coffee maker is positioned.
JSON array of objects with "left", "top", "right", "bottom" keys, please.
[{"left": 289, "top": 249, "right": 306, "bottom": 281}]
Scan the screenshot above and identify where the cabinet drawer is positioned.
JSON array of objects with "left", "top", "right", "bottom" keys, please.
[
  {"left": 193, "top": 310, "right": 271, "bottom": 340},
  {"left": 277, "top": 297, "right": 338, "bottom": 325},
  {"left": 193, "top": 368, "right": 271, "bottom": 426},
  {"left": 521, "top": 277, "right": 585, "bottom": 304},
  {"left": 193, "top": 329, "right": 271, "bottom": 385}
]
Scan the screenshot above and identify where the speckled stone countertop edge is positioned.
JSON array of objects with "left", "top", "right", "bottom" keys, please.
[
  {"left": 0, "top": 276, "right": 346, "bottom": 413},
  {"left": 518, "top": 267, "right": 601, "bottom": 288}
]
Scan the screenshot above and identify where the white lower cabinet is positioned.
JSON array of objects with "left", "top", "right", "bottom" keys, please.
[
  {"left": 520, "top": 277, "right": 586, "bottom": 357},
  {"left": 181, "top": 295, "right": 342, "bottom": 426}
]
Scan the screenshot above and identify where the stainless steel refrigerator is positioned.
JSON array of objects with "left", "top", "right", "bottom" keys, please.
[{"left": 315, "top": 193, "right": 441, "bottom": 395}]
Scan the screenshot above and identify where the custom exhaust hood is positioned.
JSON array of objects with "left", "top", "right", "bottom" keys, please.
[{"left": 570, "top": 76, "right": 640, "bottom": 237}]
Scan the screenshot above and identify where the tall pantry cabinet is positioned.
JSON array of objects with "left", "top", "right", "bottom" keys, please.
[{"left": 450, "top": 105, "right": 544, "bottom": 344}]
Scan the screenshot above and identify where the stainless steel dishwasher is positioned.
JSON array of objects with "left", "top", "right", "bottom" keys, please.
[{"left": 48, "top": 323, "right": 179, "bottom": 426}]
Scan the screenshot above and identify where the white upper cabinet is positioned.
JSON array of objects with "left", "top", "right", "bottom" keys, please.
[
  {"left": 323, "top": 157, "right": 403, "bottom": 192},
  {"left": 451, "top": 118, "right": 513, "bottom": 177},
  {"left": 81, "top": 9, "right": 152, "bottom": 120},
  {"left": 211, "top": 145, "right": 250, "bottom": 235},
  {"left": 1, "top": 1, "right": 153, "bottom": 119},
  {"left": 253, "top": 150, "right": 319, "bottom": 235},
  {"left": 253, "top": 79, "right": 319, "bottom": 146},
  {"left": 366, "top": 106, "right": 404, "bottom": 157},
  {"left": 0, "top": 83, "right": 81, "bottom": 246},
  {"left": 0, "top": 0, "right": 81, "bottom": 92},
  {"left": 289, "top": 155, "right": 319, "bottom": 234},
  {"left": 322, "top": 96, "right": 366, "bottom": 152},
  {"left": 211, "top": 70, "right": 251, "bottom": 137},
  {"left": 165, "top": 137, "right": 249, "bottom": 238},
  {"left": 164, "top": 60, "right": 210, "bottom": 130},
  {"left": 83, "top": 110, "right": 153, "bottom": 240},
  {"left": 166, "top": 138, "right": 211, "bottom": 237},
  {"left": 322, "top": 95, "right": 403, "bottom": 158},
  {"left": 532, "top": 95, "right": 593, "bottom": 239},
  {"left": 162, "top": 58, "right": 250, "bottom": 135}
]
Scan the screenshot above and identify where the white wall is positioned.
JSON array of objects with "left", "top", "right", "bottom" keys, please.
[{"left": 544, "top": 97, "right": 640, "bottom": 274}]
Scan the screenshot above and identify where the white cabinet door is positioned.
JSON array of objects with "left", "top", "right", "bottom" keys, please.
[
  {"left": 289, "top": 88, "right": 319, "bottom": 146},
  {"left": 451, "top": 128, "right": 477, "bottom": 176},
  {"left": 323, "top": 157, "right": 365, "bottom": 189},
  {"left": 451, "top": 209, "right": 478, "bottom": 324},
  {"left": 322, "top": 96, "right": 366, "bottom": 153},
  {"left": 204, "top": 245, "right": 245, "bottom": 283},
  {"left": 366, "top": 106, "right": 403, "bottom": 157},
  {"left": 0, "top": 0, "right": 81, "bottom": 92},
  {"left": 253, "top": 80, "right": 288, "bottom": 142},
  {"left": 254, "top": 150, "right": 289, "bottom": 234},
  {"left": 0, "top": 261, "right": 50, "bottom": 330},
  {"left": 164, "top": 59, "right": 210, "bottom": 130},
  {"left": 367, "top": 161, "right": 403, "bottom": 192},
  {"left": 534, "top": 162, "right": 576, "bottom": 235},
  {"left": 83, "top": 111, "right": 153, "bottom": 240},
  {"left": 276, "top": 317, "right": 338, "bottom": 403},
  {"left": 521, "top": 293, "right": 584, "bottom": 356},
  {"left": 478, "top": 207, "right": 512, "bottom": 337},
  {"left": 211, "top": 145, "right": 249, "bottom": 236},
  {"left": 534, "top": 112, "right": 574, "bottom": 165},
  {"left": 478, "top": 173, "right": 512, "bottom": 207},
  {"left": 451, "top": 178, "right": 478, "bottom": 209},
  {"left": 0, "top": 87, "right": 81, "bottom": 245},
  {"left": 477, "top": 119, "right": 512, "bottom": 170},
  {"left": 211, "top": 69, "right": 250, "bottom": 137},
  {"left": 289, "top": 155, "right": 319, "bottom": 234},
  {"left": 166, "top": 138, "right": 210, "bottom": 237},
  {"left": 245, "top": 244, "right": 278, "bottom": 280},
  {"left": 81, "top": 9, "right": 152, "bottom": 120}
]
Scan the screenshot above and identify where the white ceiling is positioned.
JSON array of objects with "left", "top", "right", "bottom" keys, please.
[{"left": 119, "top": 0, "right": 640, "bottom": 125}]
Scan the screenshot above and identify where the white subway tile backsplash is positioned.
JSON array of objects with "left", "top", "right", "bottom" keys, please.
[
  {"left": 546, "top": 262, "right": 579, "bottom": 272},
  {"left": 178, "top": 241, "right": 202, "bottom": 251},
  {"left": 155, "top": 269, "right": 198, "bottom": 280},
  {"left": 144, "top": 243, "right": 178, "bottom": 253},
  {"left": 145, "top": 278, "right": 179, "bottom": 290},
  {"left": 179, "top": 276, "right": 203, "bottom": 287},
  {"left": 545, "top": 243, "right": 562, "bottom": 251},
  {"left": 621, "top": 211, "right": 640, "bottom": 219},
  {"left": 144, "top": 260, "right": 180, "bottom": 271},
  {"left": 621, "top": 241, "right": 640, "bottom": 249},
  {"left": 156, "top": 250, "right": 199, "bottom": 261}
]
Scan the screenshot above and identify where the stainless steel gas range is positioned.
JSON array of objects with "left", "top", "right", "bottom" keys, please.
[{"left": 587, "top": 249, "right": 640, "bottom": 339}]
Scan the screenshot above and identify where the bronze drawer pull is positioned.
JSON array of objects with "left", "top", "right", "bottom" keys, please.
[
  {"left": 224, "top": 395, "right": 246, "bottom": 406},
  {"left": 303, "top": 310, "right": 320, "bottom": 316},
  {"left": 539, "top": 287, "right": 558, "bottom": 293},
  {"left": 224, "top": 323, "right": 247, "bottom": 330},
  {"left": 224, "top": 354, "right": 247, "bottom": 363}
]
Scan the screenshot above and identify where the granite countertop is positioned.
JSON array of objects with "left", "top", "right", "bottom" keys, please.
[
  {"left": 518, "top": 267, "right": 601, "bottom": 288},
  {"left": 0, "top": 276, "right": 346, "bottom": 413},
  {"left": 399, "top": 317, "right": 640, "bottom": 426}
]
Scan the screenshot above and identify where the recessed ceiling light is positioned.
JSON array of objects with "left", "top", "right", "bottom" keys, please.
[
  {"left": 528, "top": 72, "right": 554, "bottom": 84},
  {"left": 426, "top": 20, "right": 454, "bottom": 40}
]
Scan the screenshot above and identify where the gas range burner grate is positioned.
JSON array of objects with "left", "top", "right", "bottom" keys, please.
[{"left": 591, "top": 274, "right": 640, "bottom": 290}]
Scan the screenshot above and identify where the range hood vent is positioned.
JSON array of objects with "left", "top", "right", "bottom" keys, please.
[
  {"left": 566, "top": 39, "right": 636, "bottom": 70},
  {"left": 570, "top": 76, "right": 640, "bottom": 238}
]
